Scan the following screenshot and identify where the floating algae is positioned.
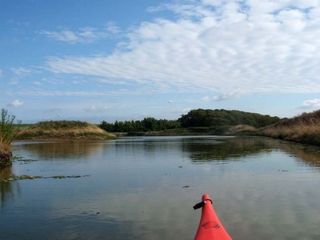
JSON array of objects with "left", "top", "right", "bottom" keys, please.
[{"left": 0, "top": 174, "right": 90, "bottom": 182}]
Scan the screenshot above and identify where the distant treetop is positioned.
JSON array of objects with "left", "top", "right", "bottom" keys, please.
[{"left": 178, "top": 109, "right": 280, "bottom": 128}]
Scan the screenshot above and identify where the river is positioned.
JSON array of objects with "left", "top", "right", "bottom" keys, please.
[{"left": 1, "top": 136, "right": 320, "bottom": 240}]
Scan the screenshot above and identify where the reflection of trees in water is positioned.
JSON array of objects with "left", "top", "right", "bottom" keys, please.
[
  {"left": 185, "top": 136, "right": 320, "bottom": 167},
  {"left": 17, "top": 141, "right": 105, "bottom": 160},
  {"left": 184, "top": 137, "right": 273, "bottom": 162},
  {"left": 114, "top": 137, "right": 194, "bottom": 154},
  {"left": 276, "top": 143, "right": 320, "bottom": 168},
  {"left": 0, "top": 167, "right": 19, "bottom": 207}
]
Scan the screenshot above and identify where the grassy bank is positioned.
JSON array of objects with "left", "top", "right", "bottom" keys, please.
[
  {"left": 116, "top": 124, "right": 258, "bottom": 136},
  {"left": 124, "top": 127, "right": 210, "bottom": 136},
  {"left": 16, "top": 121, "right": 116, "bottom": 140},
  {"left": 261, "top": 110, "right": 320, "bottom": 145}
]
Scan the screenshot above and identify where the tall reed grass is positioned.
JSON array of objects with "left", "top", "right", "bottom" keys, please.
[
  {"left": 0, "top": 109, "right": 15, "bottom": 152},
  {"left": 262, "top": 110, "right": 320, "bottom": 145}
]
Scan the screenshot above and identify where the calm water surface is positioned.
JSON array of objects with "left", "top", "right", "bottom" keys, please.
[{"left": 1, "top": 136, "right": 320, "bottom": 240}]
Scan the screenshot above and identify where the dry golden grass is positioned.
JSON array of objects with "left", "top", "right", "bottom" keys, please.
[
  {"left": 0, "top": 109, "right": 15, "bottom": 154},
  {"left": 0, "top": 142, "right": 10, "bottom": 153},
  {"left": 226, "top": 124, "right": 258, "bottom": 135},
  {"left": 16, "top": 121, "right": 116, "bottom": 140},
  {"left": 262, "top": 110, "right": 320, "bottom": 145}
]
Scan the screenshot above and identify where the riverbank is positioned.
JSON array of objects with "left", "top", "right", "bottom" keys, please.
[
  {"left": 115, "top": 118, "right": 320, "bottom": 148},
  {"left": 12, "top": 109, "right": 320, "bottom": 147},
  {"left": 0, "top": 147, "right": 12, "bottom": 167},
  {"left": 261, "top": 110, "right": 320, "bottom": 146},
  {"left": 15, "top": 121, "right": 116, "bottom": 140},
  {"left": 122, "top": 127, "right": 223, "bottom": 136},
  {"left": 0, "top": 141, "right": 12, "bottom": 167},
  {"left": 113, "top": 124, "right": 258, "bottom": 137}
]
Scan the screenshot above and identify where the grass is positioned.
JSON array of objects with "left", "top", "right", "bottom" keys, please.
[
  {"left": 15, "top": 120, "right": 116, "bottom": 140},
  {"left": 0, "top": 109, "right": 16, "bottom": 151},
  {"left": 261, "top": 110, "right": 320, "bottom": 145},
  {"left": 36, "top": 120, "right": 89, "bottom": 129},
  {"left": 0, "top": 143, "right": 10, "bottom": 154},
  {"left": 226, "top": 124, "right": 258, "bottom": 135},
  {"left": 0, "top": 109, "right": 15, "bottom": 167}
]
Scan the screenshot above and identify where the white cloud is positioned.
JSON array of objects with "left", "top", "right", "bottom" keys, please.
[
  {"left": 84, "top": 105, "right": 110, "bottom": 112},
  {"left": 201, "top": 96, "right": 211, "bottom": 102},
  {"left": 106, "top": 22, "right": 121, "bottom": 34},
  {"left": 41, "top": 29, "right": 96, "bottom": 43},
  {"left": 47, "top": 0, "right": 320, "bottom": 94},
  {"left": 8, "top": 99, "right": 24, "bottom": 107},
  {"left": 41, "top": 23, "right": 121, "bottom": 44},
  {"left": 11, "top": 67, "right": 32, "bottom": 75},
  {"left": 9, "top": 67, "right": 33, "bottom": 84},
  {"left": 202, "top": 91, "right": 240, "bottom": 102},
  {"left": 14, "top": 90, "right": 111, "bottom": 97},
  {"left": 301, "top": 98, "right": 320, "bottom": 110},
  {"left": 13, "top": 87, "right": 150, "bottom": 97}
]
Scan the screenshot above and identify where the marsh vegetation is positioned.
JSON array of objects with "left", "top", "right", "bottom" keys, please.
[
  {"left": 16, "top": 120, "right": 116, "bottom": 140},
  {"left": 262, "top": 110, "right": 320, "bottom": 146},
  {"left": 0, "top": 109, "right": 15, "bottom": 167}
]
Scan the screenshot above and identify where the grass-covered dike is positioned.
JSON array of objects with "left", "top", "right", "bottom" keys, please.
[{"left": 16, "top": 120, "right": 116, "bottom": 140}]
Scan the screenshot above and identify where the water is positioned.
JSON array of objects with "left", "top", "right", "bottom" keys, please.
[{"left": 1, "top": 136, "right": 320, "bottom": 240}]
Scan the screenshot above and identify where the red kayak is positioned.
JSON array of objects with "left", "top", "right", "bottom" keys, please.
[{"left": 194, "top": 194, "right": 232, "bottom": 240}]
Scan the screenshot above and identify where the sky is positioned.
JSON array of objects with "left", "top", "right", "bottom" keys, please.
[{"left": 1, "top": 0, "right": 320, "bottom": 123}]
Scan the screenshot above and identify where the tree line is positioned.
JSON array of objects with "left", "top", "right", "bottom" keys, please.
[
  {"left": 179, "top": 109, "right": 280, "bottom": 128},
  {"left": 100, "top": 117, "right": 180, "bottom": 132},
  {"left": 100, "top": 109, "right": 280, "bottom": 132}
]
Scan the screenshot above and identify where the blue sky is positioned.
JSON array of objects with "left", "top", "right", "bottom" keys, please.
[{"left": 1, "top": 0, "right": 320, "bottom": 123}]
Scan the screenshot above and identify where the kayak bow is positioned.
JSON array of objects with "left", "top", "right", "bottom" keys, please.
[{"left": 194, "top": 194, "right": 232, "bottom": 240}]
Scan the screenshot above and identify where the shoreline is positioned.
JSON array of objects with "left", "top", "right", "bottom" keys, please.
[{"left": 12, "top": 129, "right": 320, "bottom": 148}]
